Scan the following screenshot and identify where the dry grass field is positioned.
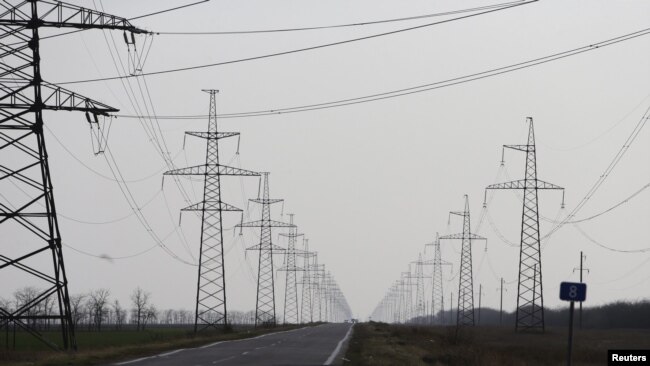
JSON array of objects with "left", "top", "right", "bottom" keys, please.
[{"left": 344, "top": 322, "right": 650, "bottom": 366}]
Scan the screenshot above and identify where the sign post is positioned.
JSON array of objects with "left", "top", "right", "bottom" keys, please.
[{"left": 560, "top": 282, "right": 587, "bottom": 366}]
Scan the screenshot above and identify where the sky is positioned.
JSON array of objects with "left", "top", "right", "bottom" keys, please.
[{"left": 2, "top": 0, "right": 650, "bottom": 320}]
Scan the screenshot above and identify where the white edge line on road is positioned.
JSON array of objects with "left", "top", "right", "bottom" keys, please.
[
  {"left": 324, "top": 324, "right": 354, "bottom": 366},
  {"left": 158, "top": 348, "right": 186, "bottom": 357},
  {"left": 114, "top": 325, "right": 313, "bottom": 365},
  {"left": 114, "top": 356, "right": 154, "bottom": 365}
]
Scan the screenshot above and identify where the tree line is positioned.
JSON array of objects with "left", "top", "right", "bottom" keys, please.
[{"left": 1, "top": 286, "right": 258, "bottom": 331}]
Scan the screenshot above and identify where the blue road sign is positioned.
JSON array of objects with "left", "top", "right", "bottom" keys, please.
[{"left": 560, "top": 282, "right": 587, "bottom": 302}]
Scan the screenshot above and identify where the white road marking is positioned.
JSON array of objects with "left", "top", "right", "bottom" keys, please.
[
  {"left": 212, "top": 356, "right": 236, "bottom": 364},
  {"left": 114, "top": 356, "right": 153, "bottom": 365},
  {"left": 324, "top": 324, "right": 354, "bottom": 366},
  {"left": 159, "top": 349, "right": 186, "bottom": 357},
  {"left": 242, "top": 351, "right": 249, "bottom": 355}
]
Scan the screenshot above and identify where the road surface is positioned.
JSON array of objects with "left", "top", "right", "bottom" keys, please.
[{"left": 115, "top": 323, "right": 354, "bottom": 366}]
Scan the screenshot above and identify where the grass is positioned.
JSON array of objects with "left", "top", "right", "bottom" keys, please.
[
  {"left": 344, "top": 322, "right": 650, "bottom": 366},
  {"left": 0, "top": 324, "right": 310, "bottom": 366}
]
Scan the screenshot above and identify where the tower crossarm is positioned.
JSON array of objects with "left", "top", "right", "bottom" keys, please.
[
  {"left": 279, "top": 232, "right": 304, "bottom": 238},
  {"left": 163, "top": 164, "right": 260, "bottom": 177},
  {"left": 504, "top": 144, "right": 534, "bottom": 152},
  {"left": 246, "top": 243, "right": 286, "bottom": 252},
  {"left": 0, "top": 0, "right": 147, "bottom": 33},
  {"left": 249, "top": 198, "right": 283, "bottom": 204},
  {"left": 0, "top": 80, "right": 118, "bottom": 117},
  {"left": 440, "top": 233, "right": 486, "bottom": 241},
  {"left": 180, "top": 201, "right": 241, "bottom": 212},
  {"left": 237, "top": 219, "right": 295, "bottom": 228},
  {"left": 486, "top": 179, "right": 563, "bottom": 190},
  {"left": 185, "top": 132, "right": 239, "bottom": 140}
]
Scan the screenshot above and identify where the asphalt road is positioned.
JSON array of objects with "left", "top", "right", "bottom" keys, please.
[{"left": 114, "top": 323, "right": 354, "bottom": 366}]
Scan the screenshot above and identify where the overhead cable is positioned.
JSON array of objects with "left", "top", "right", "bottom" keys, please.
[{"left": 57, "top": 0, "right": 537, "bottom": 85}]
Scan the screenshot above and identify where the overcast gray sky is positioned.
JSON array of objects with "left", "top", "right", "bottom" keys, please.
[{"left": 4, "top": 0, "right": 650, "bottom": 319}]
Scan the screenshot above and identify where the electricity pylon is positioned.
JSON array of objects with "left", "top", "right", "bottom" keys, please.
[
  {"left": 237, "top": 173, "right": 293, "bottom": 327},
  {"left": 298, "top": 238, "right": 315, "bottom": 323},
  {"left": 310, "top": 258, "right": 326, "bottom": 322},
  {"left": 425, "top": 233, "right": 452, "bottom": 324},
  {"left": 164, "top": 90, "right": 259, "bottom": 331},
  {"left": 0, "top": 1, "right": 146, "bottom": 350},
  {"left": 440, "top": 195, "right": 486, "bottom": 327},
  {"left": 485, "top": 117, "right": 564, "bottom": 332},
  {"left": 277, "top": 214, "right": 304, "bottom": 324},
  {"left": 410, "top": 254, "right": 431, "bottom": 323},
  {"left": 401, "top": 269, "right": 418, "bottom": 323}
]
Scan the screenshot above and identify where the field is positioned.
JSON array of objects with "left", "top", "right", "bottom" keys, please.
[
  {"left": 344, "top": 322, "right": 650, "bottom": 366},
  {"left": 0, "top": 325, "right": 305, "bottom": 366}
]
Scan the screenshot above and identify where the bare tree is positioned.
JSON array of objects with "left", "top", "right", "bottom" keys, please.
[
  {"left": 89, "top": 289, "right": 110, "bottom": 331},
  {"left": 130, "top": 287, "right": 150, "bottom": 331},
  {"left": 14, "top": 287, "right": 41, "bottom": 327},
  {"left": 142, "top": 305, "right": 158, "bottom": 330},
  {"left": 69, "top": 294, "right": 86, "bottom": 327},
  {"left": 113, "top": 300, "right": 126, "bottom": 330}
]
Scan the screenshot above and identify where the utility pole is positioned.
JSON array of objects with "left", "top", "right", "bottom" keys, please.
[
  {"left": 165, "top": 90, "right": 259, "bottom": 332},
  {"left": 497, "top": 278, "right": 507, "bottom": 326},
  {"left": 485, "top": 117, "right": 564, "bottom": 332},
  {"left": 477, "top": 284, "right": 486, "bottom": 325},
  {"left": 450, "top": 292, "right": 454, "bottom": 325},
  {"left": 573, "top": 251, "right": 589, "bottom": 329},
  {"left": 0, "top": 1, "right": 146, "bottom": 350},
  {"left": 441, "top": 195, "right": 487, "bottom": 327},
  {"left": 425, "top": 233, "right": 452, "bottom": 325},
  {"left": 277, "top": 214, "right": 304, "bottom": 324},
  {"left": 237, "top": 173, "right": 294, "bottom": 327}
]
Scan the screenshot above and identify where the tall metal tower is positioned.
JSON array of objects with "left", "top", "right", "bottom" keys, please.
[
  {"left": 401, "top": 270, "right": 416, "bottom": 323},
  {"left": 0, "top": 1, "right": 146, "bottom": 350},
  {"left": 298, "top": 238, "right": 315, "bottom": 323},
  {"left": 425, "top": 233, "right": 452, "bottom": 324},
  {"left": 440, "top": 195, "right": 486, "bottom": 327},
  {"left": 485, "top": 117, "right": 564, "bottom": 332},
  {"left": 238, "top": 173, "right": 293, "bottom": 327},
  {"left": 165, "top": 90, "right": 259, "bottom": 331},
  {"left": 310, "top": 258, "right": 325, "bottom": 322},
  {"left": 412, "top": 254, "right": 426, "bottom": 322},
  {"left": 277, "top": 214, "right": 304, "bottom": 324}
]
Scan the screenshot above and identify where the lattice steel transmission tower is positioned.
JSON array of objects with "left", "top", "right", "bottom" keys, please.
[
  {"left": 485, "top": 117, "right": 564, "bottom": 332},
  {"left": 165, "top": 90, "right": 259, "bottom": 331},
  {"left": 238, "top": 173, "right": 293, "bottom": 327},
  {"left": 298, "top": 238, "right": 315, "bottom": 323},
  {"left": 400, "top": 270, "right": 417, "bottom": 323},
  {"left": 425, "top": 233, "right": 452, "bottom": 324},
  {"left": 441, "top": 195, "right": 486, "bottom": 327},
  {"left": 277, "top": 214, "right": 304, "bottom": 324},
  {"left": 310, "top": 257, "right": 325, "bottom": 322},
  {"left": 410, "top": 254, "right": 430, "bottom": 323},
  {"left": 0, "top": 1, "right": 146, "bottom": 350}
]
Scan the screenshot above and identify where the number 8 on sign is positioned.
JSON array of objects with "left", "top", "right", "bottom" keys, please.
[{"left": 560, "top": 282, "right": 586, "bottom": 302}]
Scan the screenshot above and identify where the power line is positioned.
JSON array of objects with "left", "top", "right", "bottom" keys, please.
[
  {"left": 129, "top": 0, "right": 209, "bottom": 21},
  {"left": 114, "top": 27, "right": 650, "bottom": 120},
  {"left": 57, "top": 0, "right": 536, "bottom": 85},
  {"left": 156, "top": 1, "right": 525, "bottom": 35},
  {"left": 574, "top": 224, "right": 650, "bottom": 253},
  {"left": 4, "top": 1, "right": 206, "bottom": 46}
]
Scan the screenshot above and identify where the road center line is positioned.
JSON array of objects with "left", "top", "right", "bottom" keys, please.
[{"left": 324, "top": 324, "right": 355, "bottom": 366}]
